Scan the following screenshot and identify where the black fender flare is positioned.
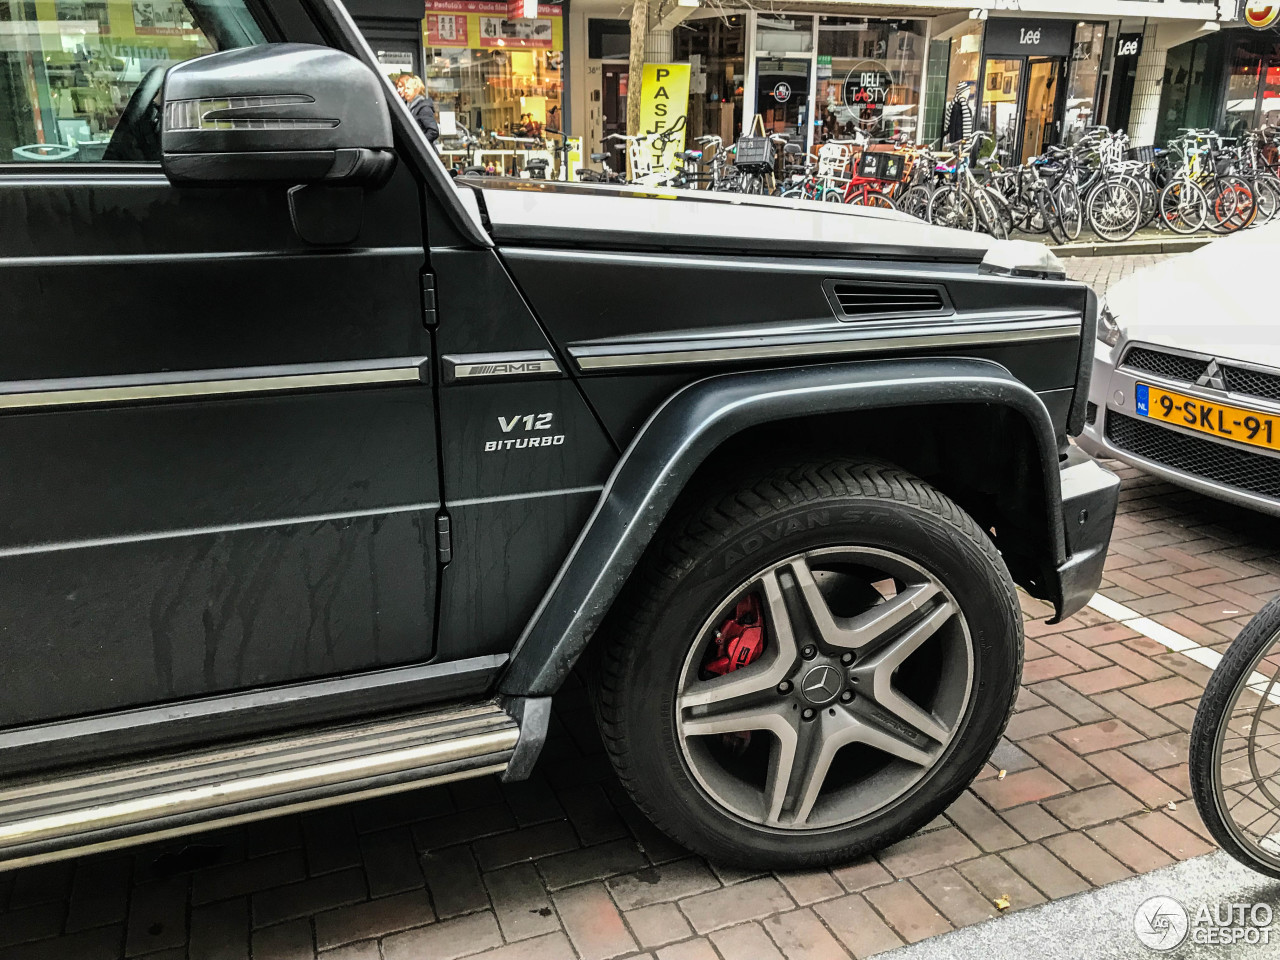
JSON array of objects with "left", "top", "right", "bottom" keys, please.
[{"left": 500, "top": 356, "right": 1066, "bottom": 696}]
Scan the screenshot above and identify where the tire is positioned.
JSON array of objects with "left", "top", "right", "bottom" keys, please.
[
  {"left": 972, "top": 188, "right": 1007, "bottom": 239},
  {"left": 928, "top": 186, "right": 976, "bottom": 231},
  {"left": 985, "top": 188, "right": 1016, "bottom": 238},
  {"left": 852, "top": 192, "right": 897, "bottom": 211},
  {"left": 1086, "top": 179, "right": 1140, "bottom": 242},
  {"left": 1191, "top": 597, "right": 1280, "bottom": 880},
  {"left": 1158, "top": 180, "right": 1207, "bottom": 234},
  {"left": 1037, "top": 188, "right": 1068, "bottom": 245},
  {"left": 1254, "top": 176, "right": 1280, "bottom": 224},
  {"left": 594, "top": 459, "right": 1023, "bottom": 868},
  {"left": 900, "top": 184, "right": 931, "bottom": 219},
  {"left": 1055, "top": 181, "right": 1082, "bottom": 241}
]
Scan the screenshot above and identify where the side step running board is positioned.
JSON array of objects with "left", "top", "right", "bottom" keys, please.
[{"left": 0, "top": 700, "right": 519, "bottom": 870}]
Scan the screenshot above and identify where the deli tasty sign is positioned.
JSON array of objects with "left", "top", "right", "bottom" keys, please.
[{"left": 983, "top": 19, "right": 1073, "bottom": 58}]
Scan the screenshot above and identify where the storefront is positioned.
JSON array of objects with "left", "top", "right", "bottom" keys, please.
[
  {"left": 422, "top": 0, "right": 565, "bottom": 141},
  {"left": 972, "top": 19, "right": 1106, "bottom": 162},
  {"left": 1220, "top": 29, "right": 1280, "bottom": 136},
  {"left": 742, "top": 13, "right": 928, "bottom": 153}
]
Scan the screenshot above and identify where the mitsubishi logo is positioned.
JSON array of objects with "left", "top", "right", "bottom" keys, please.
[
  {"left": 801, "top": 664, "right": 842, "bottom": 705},
  {"left": 1196, "top": 359, "right": 1228, "bottom": 392}
]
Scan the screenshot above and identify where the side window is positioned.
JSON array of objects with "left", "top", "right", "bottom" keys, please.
[{"left": 1, "top": 0, "right": 265, "bottom": 163}]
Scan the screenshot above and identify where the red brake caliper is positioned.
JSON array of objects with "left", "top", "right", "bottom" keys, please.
[
  {"left": 705, "top": 594, "right": 766, "bottom": 676},
  {"left": 703, "top": 595, "right": 767, "bottom": 753}
]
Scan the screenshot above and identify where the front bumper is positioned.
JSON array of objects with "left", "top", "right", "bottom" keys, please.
[
  {"left": 1077, "top": 339, "right": 1280, "bottom": 518},
  {"left": 1052, "top": 446, "right": 1120, "bottom": 621}
]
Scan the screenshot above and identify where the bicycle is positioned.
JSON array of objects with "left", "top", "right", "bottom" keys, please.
[{"left": 1192, "top": 597, "right": 1280, "bottom": 879}]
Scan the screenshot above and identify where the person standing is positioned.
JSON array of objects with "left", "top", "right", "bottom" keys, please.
[{"left": 394, "top": 74, "right": 439, "bottom": 146}]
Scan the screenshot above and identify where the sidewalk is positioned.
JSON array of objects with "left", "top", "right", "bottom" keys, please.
[{"left": 5, "top": 252, "right": 1264, "bottom": 960}]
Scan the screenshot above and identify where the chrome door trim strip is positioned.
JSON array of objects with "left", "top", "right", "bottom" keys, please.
[
  {"left": 571, "top": 320, "right": 1080, "bottom": 371},
  {"left": 0, "top": 358, "right": 429, "bottom": 411},
  {"left": 0, "top": 501, "right": 441, "bottom": 558}
]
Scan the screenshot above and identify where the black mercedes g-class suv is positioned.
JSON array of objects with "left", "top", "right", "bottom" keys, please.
[{"left": 0, "top": 0, "right": 1118, "bottom": 871}]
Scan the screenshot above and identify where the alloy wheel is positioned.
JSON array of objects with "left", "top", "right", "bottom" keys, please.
[{"left": 675, "top": 547, "right": 974, "bottom": 830}]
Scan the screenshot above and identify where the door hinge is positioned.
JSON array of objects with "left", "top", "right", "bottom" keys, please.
[
  {"left": 422, "top": 274, "right": 438, "bottom": 327},
  {"left": 435, "top": 513, "right": 452, "bottom": 564}
]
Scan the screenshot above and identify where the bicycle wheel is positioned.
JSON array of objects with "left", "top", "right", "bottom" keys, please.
[
  {"left": 1055, "top": 181, "right": 1082, "bottom": 241},
  {"left": 1223, "top": 176, "right": 1259, "bottom": 231},
  {"left": 1191, "top": 597, "right": 1280, "bottom": 880},
  {"left": 1205, "top": 178, "right": 1241, "bottom": 234},
  {"left": 1038, "top": 187, "right": 1068, "bottom": 245},
  {"left": 927, "top": 185, "right": 976, "bottom": 230},
  {"left": 972, "top": 188, "right": 1008, "bottom": 239},
  {"left": 984, "top": 188, "right": 1016, "bottom": 239},
  {"left": 1255, "top": 177, "right": 1280, "bottom": 224},
  {"left": 823, "top": 187, "right": 847, "bottom": 204},
  {"left": 849, "top": 189, "right": 897, "bottom": 211},
  {"left": 899, "top": 184, "right": 932, "bottom": 220},
  {"left": 1158, "top": 180, "right": 1208, "bottom": 234},
  {"left": 1086, "top": 179, "right": 1140, "bottom": 242}
]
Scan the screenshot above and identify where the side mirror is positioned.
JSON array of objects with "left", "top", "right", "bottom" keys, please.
[{"left": 161, "top": 43, "right": 395, "bottom": 186}]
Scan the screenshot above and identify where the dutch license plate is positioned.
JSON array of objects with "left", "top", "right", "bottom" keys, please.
[{"left": 1136, "top": 383, "right": 1280, "bottom": 452}]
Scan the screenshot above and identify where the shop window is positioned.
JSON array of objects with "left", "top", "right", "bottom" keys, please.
[
  {"left": 423, "top": 1, "right": 563, "bottom": 155},
  {"left": 1220, "top": 33, "right": 1280, "bottom": 136},
  {"left": 0, "top": 0, "right": 263, "bottom": 163},
  {"left": 756, "top": 15, "right": 812, "bottom": 56},
  {"left": 1063, "top": 23, "right": 1105, "bottom": 145},
  {"left": 815, "top": 17, "right": 926, "bottom": 143},
  {"left": 673, "top": 15, "right": 744, "bottom": 146}
]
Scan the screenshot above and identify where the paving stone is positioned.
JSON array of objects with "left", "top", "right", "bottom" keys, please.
[
  {"left": 863, "top": 882, "right": 950, "bottom": 944},
  {"left": 761, "top": 907, "right": 853, "bottom": 960},
  {"left": 1042, "top": 784, "right": 1145, "bottom": 830},
  {"left": 829, "top": 858, "right": 893, "bottom": 894},
  {"left": 318, "top": 943, "right": 380, "bottom": 960},
  {"left": 189, "top": 896, "right": 250, "bottom": 960},
  {"left": 0, "top": 926, "right": 125, "bottom": 960},
  {"left": 302, "top": 809, "right": 363, "bottom": 877},
  {"left": 708, "top": 921, "right": 786, "bottom": 960},
  {"left": 473, "top": 821, "right": 581, "bottom": 871},
  {"left": 943, "top": 792, "right": 1022, "bottom": 852},
  {"left": 1122, "top": 732, "right": 1191, "bottom": 770},
  {"left": 911, "top": 867, "right": 997, "bottom": 928},
  {"left": 774, "top": 870, "right": 844, "bottom": 906},
  {"left": 7, "top": 861, "right": 73, "bottom": 909},
  {"left": 812, "top": 894, "right": 901, "bottom": 959},
  {"left": 252, "top": 869, "right": 367, "bottom": 928},
  {"left": 485, "top": 862, "right": 560, "bottom": 941},
  {"left": 553, "top": 882, "right": 636, "bottom": 959},
  {"left": 470, "top": 931, "right": 578, "bottom": 960},
  {"left": 1018, "top": 736, "right": 1107, "bottom": 789},
  {"left": 1124, "top": 811, "right": 1215, "bottom": 860},
  {"left": 1087, "top": 750, "right": 1182, "bottom": 807},
  {"left": 1042, "top": 833, "right": 1133, "bottom": 886},
  {"left": 1020, "top": 657, "right": 1081, "bottom": 684},
  {"left": 625, "top": 902, "right": 693, "bottom": 949},
  {"left": 1055, "top": 719, "right": 1145, "bottom": 755},
  {"left": 1085, "top": 821, "right": 1176, "bottom": 873},
  {"left": 1003, "top": 706, "right": 1076, "bottom": 741},
  {"left": 678, "top": 876, "right": 795, "bottom": 934},
  {"left": 655, "top": 938, "right": 720, "bottom": 960},
  {"left": 1000, "top": 844, "right": 1089, "bottom": 899},
  {"left": 1127, "top": 676, "right": 1203, "bottom": 708},
  {"left": 250, "top": 920, "right": 314, "bottom": 960},
  {"left": 413, "top": 804, "right": 516, "bottom": 852},
  {"left": 358, "top": 828, "right": 424, "bottom": 899},
  {"left": 1001, "top": 804, "right": 1068, "bottom": 842},
  {"left": 1065, "top": 622, "right": 1142, "bottom": 649},
  {"left": 502, "top": 776, "right": 568, "bottom": 828},
  {"left": 382, "top": 911, "right": 502, "bottom": 960},
  {"left": 1063, "top": 665, "right": 1143, "bottom": 695},
  {"left": 65, "top": 856, "right": 132, "bottom": 932},
  {"left": 125, "top": 879, "right": 190, "bottom": 957},
  {"left": 876, "top": 827, "right": 979, "bottom": 878},
  {"left": 988, "top": 738, "right": 1038, "bottom": 773},
  {"left": 956, "top": 855, "right": 1046, "bottom": 914},
  {"left": 971, "top": 768, "right": 1071, "bottom": 810},
  {"left": 1094, "top": 643, "right": 1174, "bottom": 682},
  {"left": 557, "top": 785, "right": 629, "bottom": 846},
  {"left": 191, "top": 850, "right": 308, "bottom": 906},
  {"left": 1028, "top": 681, "right": 1110, "bottom": 725},
  {"left": 1037, "top": 636, "right": 1109, "bottom": 671},
  {"left": 314, "top": 890, "right": 434, "bottom": 951},
  {"left": 421, "top": 844, "right": 490, "bottom": 919},
  {"left": 1091, "top": 690, "right": 1180, "bottom": 738},
  {"left": 537, "top": 839, "right": 649, "bottom": 892},
  {"left": 606, "top": 861, "right": 721, "bottom": 912}
]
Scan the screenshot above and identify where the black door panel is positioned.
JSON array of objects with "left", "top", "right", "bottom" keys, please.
[{"left": 0, "top": 162, "right": 440, "bottom": 726}]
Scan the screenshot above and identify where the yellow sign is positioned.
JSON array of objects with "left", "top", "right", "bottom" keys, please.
[
  {"left": 1245, "top": 0, "right": 1279, "bottom": 28},
  {"left": 639, "top": 63, "right": 691, "bottom": 169}
]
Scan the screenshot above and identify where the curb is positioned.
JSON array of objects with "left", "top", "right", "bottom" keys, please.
[{"left": 1048, "top": 236, "right": 1213, "bottom": 258}]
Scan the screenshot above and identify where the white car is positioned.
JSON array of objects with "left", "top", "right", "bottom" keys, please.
[{"left": 1078, "top": 222, "right": 1280, "bottom": 514}]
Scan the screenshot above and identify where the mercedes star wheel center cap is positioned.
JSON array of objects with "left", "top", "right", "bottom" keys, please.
[{"left": 802, "top": 664, "right": 841, "bottom": 705}]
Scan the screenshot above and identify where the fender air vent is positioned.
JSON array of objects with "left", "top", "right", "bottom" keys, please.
[{"left": 823, "top": 280, "right": 952, "bottom": 322}]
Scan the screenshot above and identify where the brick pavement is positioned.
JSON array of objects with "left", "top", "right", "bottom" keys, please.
[{"left": 6, "top": 252, "right": 1267, "bottom": 960}]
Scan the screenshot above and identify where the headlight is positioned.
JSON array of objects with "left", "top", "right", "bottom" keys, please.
[{"left": 1097, "top": 299, "right": 1122, "bottom": 347}]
